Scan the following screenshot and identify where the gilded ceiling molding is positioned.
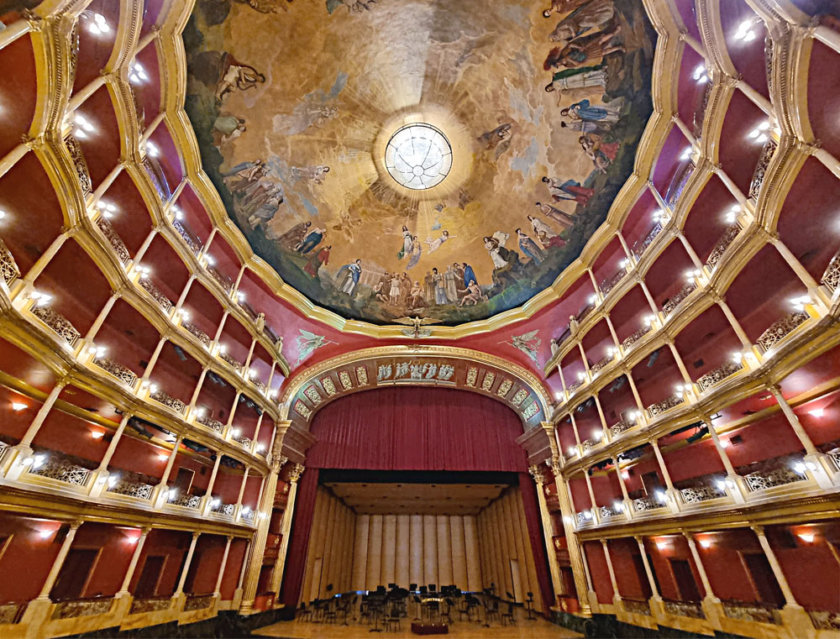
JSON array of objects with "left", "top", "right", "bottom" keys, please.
[
  {"left": 145, "top": 0, "right": 687, "bottom": 339},
  {"left": 279, "top": 344, "right": 553, "bottom": 427}
]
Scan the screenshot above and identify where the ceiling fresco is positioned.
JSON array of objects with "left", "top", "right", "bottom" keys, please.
[{"left": 183, "top": 0, "right": 656, "bottom": 326}]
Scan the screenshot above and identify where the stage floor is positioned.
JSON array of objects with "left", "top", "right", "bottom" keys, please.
[{"left": 254, "top": 614, "right": 582, "bottom": 638}]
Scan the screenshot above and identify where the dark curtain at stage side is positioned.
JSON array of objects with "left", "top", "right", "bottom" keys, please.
[
  {"left": 280, "top": 467, "right": 319, "bottom": 606},
  {"left": 306, "top": 387, "right": 528, "bottom": 471},
  {"left": 519, "top": 473, "right": 555, "bottom": 612}
]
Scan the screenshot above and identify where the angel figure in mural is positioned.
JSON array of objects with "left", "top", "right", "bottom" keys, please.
[
  {"left": 477, "top": 123, "right": 513, "bottom": 158},
  {"left": 336, "top": 259, "right": 363, "bottom": 297},
  {"left": 215, "top": 54, "right": 266, "bottom": 102},
  {"left": 542, "top": 176, "right": 595, "bottom": 207},
  {"left": 394, "top": 316, "right": 440, "bottom": 339},
  {"left": 548, "top": 0, "right": 616, "bottom": 43},
  {"left": 503, "top": 330, "right": 542, "bottom": 363},
  {"left": 542, "top": 0, "right": 590, "bottom": 19},
  {"left": 426, "top": 230, "right": 453, "bottom": 254},
  {"left": 406, "top": 236, "right": 423, "bottom": 270},
  {"left": 331, "top": 211, "right": 362, "bottom": 242},
  {"left": 294, "top": 329, "right": 335, "bottom": 366}
]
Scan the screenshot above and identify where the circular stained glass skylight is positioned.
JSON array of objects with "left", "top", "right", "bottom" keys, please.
[{"left": 384, "top": 123, "right": 452, "bottom": 190}]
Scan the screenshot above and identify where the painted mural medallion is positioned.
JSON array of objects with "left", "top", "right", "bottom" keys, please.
[{"left": 183, "top": 0, "right": 656, "bottom": 326}]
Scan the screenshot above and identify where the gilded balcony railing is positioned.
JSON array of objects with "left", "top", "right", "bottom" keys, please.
[
  {"left": 706, "top": 224, "right": 740, "bottom": 270},
  {"left": 207, "top": 265, "right": 233, "bottom": 293},
  {"left": 0, "top": 602, "right": 25, "bottom": 624},
  {"left": 821, "top": 251, "right": 840, "bottom": 294},
  {"left": 139, "top": 277, "right": 174, "bottom": 313},
  {"left": 184, "top": 594, "right": 215, "bottom": 612},
  {"left": 150, "top": 389, "right": 187, "bottom": 415},
  {"left": 241, "top": 509, "right": 255, "bottom": 525},
  {"left": 696, "top": 360, "right": 743, "bottom": 393},
  {"left": 809, "top": 609, "right": 840, "bottom": 631},
  {"left": 622, "top": 598, "right": 652, "bottom": 616},
  {"left": 647, "top": 394, "right": 684, "bottom": 417},
  {"left": 170, "top": 493, "right": 201, "bottom": 509},
  {"left": 173, "top": 219, "right": 203, "bottom": 255},
  {"left": 622, "top": 325, "right": 651, "bottom": 351},
  {"left": 31, "top": 305, "right": 81, "bottom": 348},
  {"left": 632, "top": 222, "right": 662, "bottom": 260},
  {"left": 742, "top": 456, "right": 808, "bottom": 492},
  {"left": 827, "top": 448, "right": 840, "bottom": 473},
  {"left": 632, "top": 495, "right": 663, "bottom": 513},
  {"left": 96, "top": 217, "right": 131, "bottom": 265},
  {"left": 748, "top": 139, "right": 777, "bottom": 201},
  {"left": 220, "top": 351, "right": 243, "bottom": 372},
  {"left": 0, "top": 238, "right": 21, "bottom": 287},
  {"left": 106, "top": 477, "right": 154, "bottom": 500},
  {"left": 663, "top": 599, "right": 704, "bottom": 619},
  {"left": 28, "top": 451, "right": 92, "bottom": 487},
  {"left": 678, "top": 481, "right": 726, "bottom": 504},
  {"left": 182, "top": 320, "right": 211, "bottom": 347},
  {"left": 129, "top": 596, "right": 172, "bottom": 614},
  {"left": 51, "top": 596, "right": 113, "bottom": 620},
  {"left": 233, "top": 433, "right": 252, "bottom": 449},
  {"left": 93, "top": 356, "right": 138, "bottom": 387},
  {"left": 196, "top": 414, "right": 224, "bottom": 433},
  {"left": 610, "top": 419, "right": 633, "bottom": 438},
  {"left": 721, "top": 600, "right": 780, "bottom": 625},
  {"left": 575, "top": 511, "right": 593, "bottom": 527},
  {"left": 598, "top": 504, "right": 625, "bottom": 520},
  {"left": 662, "top": 282, "right": 696, "bottom": 315},
  {"left": 599, "top": 266, "right": 627, "bottom": 297},
  {"left": 65, "top": 134, "right": 92, "bottom": 194},
  {"left": 757, "top": 311, "right": 809, "bottom": 352},
  {"left": 590, "top": 354, "right": 613, "bottom": 375},
  {"left": 210, "top": 501, "right": 236, "bottom": 517}
]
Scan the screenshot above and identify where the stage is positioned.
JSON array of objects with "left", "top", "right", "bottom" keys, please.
[{"left": 254, "top": 614, "right": 581, "bottom": 638}]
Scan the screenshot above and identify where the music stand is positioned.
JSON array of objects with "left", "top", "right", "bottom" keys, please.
[{"left": 526, "top": 591, "right": 536, "bottom": 620}]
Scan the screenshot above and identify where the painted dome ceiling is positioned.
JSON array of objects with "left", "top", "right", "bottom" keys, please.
[{"left": 183, "top": 0, "right": 656, "bottom": 325}]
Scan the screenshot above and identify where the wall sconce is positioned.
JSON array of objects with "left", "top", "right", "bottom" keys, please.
[
  {"left": 90, "top": 430, "right": 104, "bottom": 439},
  {"left": 11, "top": 402, "right": 27, "bottom": 412},
  {"left": 797, "top": 532, "right": 816, "bottom": 544},
  {"left": 699, "top": 538, "right": 712, "bottom": 549},
  {"left": 656, "top": 540, "right": 668, "bottom": 550},
  {"left": 808, "top": 408, "right": 825, "bottom": 418}
]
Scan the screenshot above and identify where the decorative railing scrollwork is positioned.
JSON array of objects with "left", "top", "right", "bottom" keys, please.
[
  {"left": 93, "top": 357, "right": 138, "bottom": 387},
  {"left": 696, "top": 360, "right": 743, "bottom": 393},
  {"left": 575, "top": 511, "right": 592, "bottom": 527},
  {"left": 51, "top": 597, "right": 113, "bottom": 620},
  {"left": 756, "top": 311, "right": 809, "bottom": 352},
  {"left": 207, "top": 265, "right": 233, "bottom": 293},
  {"left": 744, "top": 462, "right": 807, "bottom": 492},
  {"left": 0, "top": 601, "right": 25, "bottom": 624},
  {"left": 663, "top": 599, "right": 704, "bottom": 619},
  {"left": 598, "top": 504, "right": 624, "bottom": 520},
  {"left": 622, "top": 598, "right": 651, "bottom": 616},
  {"left": 610, "top": 419, "right": 632, "bottom": 438},
  {"left": 722, "top": 600, "right": 780, "bottom": 625},
  {"left": 96, "top": 217, "right": 131, "bottom": 265},
  {"left": 809, "top": 609, "right": 840, "bottom": 631},
  {"left": 31, "top": 306, "right": 81, "bottom": 348},
  {"left": 65, "top": 135, "right": 92, "bottom": 194},
  {"left": 590, "top": 354, "right": 612, "bottom": 375},
  {"left": 621, "top": 325, "right": 651, "bottom": 351},
  {"left": 748, "top": 140, "right": 777, "bottom": 201},
  {"left": 150, "top": 389, "right": 186, "bottom": 415},
  {"left": 182, "top": 320, "right": 211, "bottom": 347},
  {"left": 647, "top": 394, "right": 684, "bottom": 417},
  {"left": 632, "top": 222, "right": 662, "bottom": 260},
  {"left": 632, "top": 495, "right": 661, "bottom": 512},
  {"left": 28, "top": 452, "right": 92, "bottom": 487},
  {"left": 706, "top": 224, "right": 740, "bottom": 270},
  {"left": 173, "top": 219, "right": 203, "bottom": 255},
  {"left": 220, "top": 351, "right": 243, "bottom": 372},
  {"left": 0, "top": 238, "right": 21, "bottom": 287},
  {"left": 107, "top": 477, "right": 154, "bottom": 500},
  {"left": 662, "top": 282, "right": 696, "bottom": 315},
  {"left": 679, "top": 482, "right": 726, "bottom": 504},
  {"left": 599, "top": 266, "right": 627, "bottom": 297},
  {"left": 139, "top": 277, "right": 174, "bottom": 313},
  {"left": 129, "top": 596, "right": 171, "bottom": 614},
  {"left": 184, "top": 594, "right": 215, "bottom": 612},
  {"left": 197, "top": 414, "right": 224, "bottom": 433},
  {"left": 821, "top": 251, "right": 840, "bottom": 294},
  {"left": 170, "top": 493, "right": 201, "bottom": 509}
]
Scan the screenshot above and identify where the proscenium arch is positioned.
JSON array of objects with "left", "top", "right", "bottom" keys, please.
[{"left": 280, "top": 346, "right": 553, "bottom": 430}]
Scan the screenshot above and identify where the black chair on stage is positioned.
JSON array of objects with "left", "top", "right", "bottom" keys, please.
[
  {"left": 297, "top": 602, "right": 313, "bottom": 622},
  {"left": 483, "top": 597, "right": 500, "bottom": 625},
  {"left": 428, "top": 583, "right": 437, "bottom": 593},
  {"left": 441, "top": 598, "right": 455, "bottom": 625},
  {"left": 412, "top": 595, "right": 423, "bottom": 621},
  {"left": 383, "top": 604, "right": 401, "bottom": 632},
  {"left": 409, "top": 583, "right": 418, "bottom": 593}
]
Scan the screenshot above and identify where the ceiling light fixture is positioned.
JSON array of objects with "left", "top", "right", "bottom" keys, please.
[{"left": 384, "top": 123, "right": 452, "bottom": 190}]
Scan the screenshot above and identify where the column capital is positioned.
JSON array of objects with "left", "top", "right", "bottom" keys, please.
[
  {"left": 529, "top": 465, "right": 546, "bottom": 485},
  {"left": 288, "top": 463, "right": 305, "bottom": 483}
]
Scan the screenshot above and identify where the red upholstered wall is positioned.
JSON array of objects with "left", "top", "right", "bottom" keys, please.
[{"left": 306, "top": 387, "right": 529, "bottom": 472}]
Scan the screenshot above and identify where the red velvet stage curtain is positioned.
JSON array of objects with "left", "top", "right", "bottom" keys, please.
[
  {"left": 306, "top": 387, "right": 528, "bottom": 471},
  {"left": 279, "top": 467, "right": 319, "bottom": 606},
  {"left": 519, "top": 473, "right": 555, "bottom": 613}
]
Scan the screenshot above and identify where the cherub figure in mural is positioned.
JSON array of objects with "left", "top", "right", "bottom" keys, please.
[
  {"left": 277, "top": 220, "right": 311, "bottom": 249},
  {"left": 477, "top": 123, "right": 512, "bottom": 158},
  {"left": 516, "top": 228, "right": 545, "bottom": 265},
  {"left": 543, "top": 24, "right": 625, "bottom": 70},
  {"left": 215, "top": 54, "right": 265, "bottom": 102},
  {"left": 337, "top": 259, "right": 363, "bottom": 297},
  {"left": 548, "top": 0, "right": 616, "bottom": 43},
  {"left": 544, "top": 64, "right": 607, "bottom": 95},
  {"left": 541, "top": 0, "right": 590, "bottom": 19},
  {"left": 535, "top": 202, "right": 575, "bottom": 229},
  {"left": 561, "top": 97, "right": 623, "bottom": 124},
  {"left": 326, "top": 0, "right": 376, "bottom": 14},
  {"left": 291, "top": 165, "right": 330, "bottom": 185},
  {"left": 296, "top": 227, "right": 326, "bottom": 254},
  {"left": 504, "top": 330, "right": 542, "bottom": 363},
  {"left": 426, "top": 230, "right": 453, "bottom": 254},
  {"left": 213, "top": 115, "right": 246, "bottom": 145},
  {"left": 458, "top": 281, "right": 487, "bottom": 307},
  {"left": 542, "top": 176, "right": 595, "bottom": 207},
  {"left": 275, "top": 104, "right": 339, "bottom": 136},
  {"left": 304, "top": 244, "right": 331, "bottom": 277}
]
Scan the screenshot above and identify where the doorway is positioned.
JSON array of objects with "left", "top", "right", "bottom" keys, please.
[
  {"left": 51, "top": 548, "right": 99, "bottom": 601},
  {"left": 134, "top": 555, "right": 166, "bottom": 598},
  {"left": 669, "top": 558, "right": 701, "bottom": 601},
  {"left": 742, "top": 552, "right": 785, "bottom": 607}
]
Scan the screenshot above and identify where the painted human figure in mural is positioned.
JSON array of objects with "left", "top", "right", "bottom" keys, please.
[
  {"left": 516, "top": 228, "right": 545, "bottom": 264},
  {"left": 477, "top": 123, "right": 512, "bottom": 153},
  {"left": 561, "top": 98, "right": 623, "bottom": 123},
  {"left": 548, "top": 0, "right": 616, "bottom": 43},
  {"left": 484, "top": 234, "right": 520, "bottom": 289},
  {"left": 544, "top": 64, "right": 607, "bottom": 94},
  {"left": 291, "top": 165, "right": 330, "bottom": 184},
  {"left": 389, "top": 272, "right": 403, "bottom": 305},
  {"left": 527, "top": 215, "right": 565, "bottom": 251},
  {"left": 397, "top": 225, "right": 413, "bottom": 260},
  {"left": 213, "top": 115, "right": 246, "bottom": 144},
  {"left": 408, "top": 281, "right": 426, "bottom": 308},
  {"left": 247, "top": 192, "right": 283, "bottom": 230},
  {"left": 542, "top": 176, "right": 595, "bottom": 207},
  {"left": 458, "top": 280, "right": 486, "bottom": 306},
  {"left": 444, "top": 264, "right": 460, "bottom": 302},
  {"left": 432, "top": 268, "right": 448, "bottom": 305},
  {"left": 407, "top": 236, "right": 422, "bottom": 269},
  {"left": 304, "top": 244, "right": 330, "bottom": 277},
  {"left": 297, "top": 227, "right": 326, "bottom": 254},
  {"left": 543, "top": 25, "right": 625, "bottom": 70},
  {"left": 277, "top": 220, "right": 311, "bottom": 249},
  {"left": 462, "top": 263, "right": 478, "bottom": 289},
  {"left": 541, "top": 0, "right": 590, "bottom": 19},
  {"left": 580, "top": 132, "right": 618, "bottom": 172},
  {"left": 215, "top": 54, "right": 266, "bottom": 102},
  {"left": 337, "top": 259, "right": 362, "bottom": 296},
  {"left": 222, "top": 160, "right": 267, "bottom": 195},
  {"left": 535, "top": 202, "right": 575, "bottom": 229}
]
